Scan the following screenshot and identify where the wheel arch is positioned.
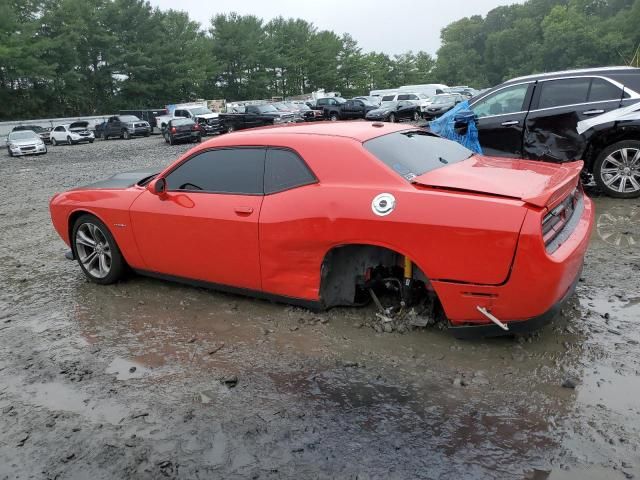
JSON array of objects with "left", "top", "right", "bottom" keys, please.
[
  {"left": 318, "top": 242, "right": 434, "bottom": 309},
  {"left": 584, "top": 125, "right": 640, "bottom": 171},
  {"left": 67, "top": 209, "right": 111, "bottom": 258}
]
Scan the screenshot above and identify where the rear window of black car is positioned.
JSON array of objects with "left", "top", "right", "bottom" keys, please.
[
  {"left": 173, "top": 118, "right": 194, "bottom": 126},
  {"left": 364, "top": 130, "right": 473, "bottom": 180}
]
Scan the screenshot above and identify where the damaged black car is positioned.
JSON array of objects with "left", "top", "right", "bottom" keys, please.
[{"left": 469, "top": 66, "right": 640, "bottom": 198}]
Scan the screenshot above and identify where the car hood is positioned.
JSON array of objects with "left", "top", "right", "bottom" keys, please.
[
  {"left": 367, "top": 108, "right": 390, "bottom": 115},
  {"left": 9, "top": 137, "right": 41, "bottom": 146},
  {"left": 77, "top": 168, "right": 159, "bottom": 190},
  {"left": 412, "top": 156, "right": 583, "bottom": 208}
]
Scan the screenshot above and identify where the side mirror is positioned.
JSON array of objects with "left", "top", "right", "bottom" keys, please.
[{"left": 149, "top": 177, "right": 166, "bottom": 196}]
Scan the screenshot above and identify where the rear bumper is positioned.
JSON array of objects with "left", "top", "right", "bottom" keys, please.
[
  {"left": 447, "top": 263, "right": 582, "bottom": 339},
  {"left": 432, "top": 192, "right": 594, "bottom": 334},
  {"left": 171, "top": 132, "right": 200, "bottom": 141}
]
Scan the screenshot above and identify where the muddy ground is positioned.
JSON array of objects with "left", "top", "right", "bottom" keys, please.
[{"left": 0, "top": 136, "right": 639, "bottom": 480}]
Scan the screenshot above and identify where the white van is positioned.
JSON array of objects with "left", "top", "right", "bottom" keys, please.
[{"left": 398, "top": 84, "right": 449, "bottom": 98}]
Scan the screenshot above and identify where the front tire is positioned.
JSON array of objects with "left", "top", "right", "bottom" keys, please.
[
  {"left": 227, "top": 125, "right": 235, "bottom": 133},
  {"left": 67, "top": 136, "right": 73, "bottom": 145},
  {"left": 389, "top": 113, "right": 396, "bottom": 123},
  {"left": 413, "top": 111, "right": 421, "bottom": 121},
  {"left": 122, "top": 130, "right": 130, "bottom": 140},
  {"left": 51, "top": 137, "right": 57, "bottom": 146},
  {"left": 8, "top": 147, "right": 13, "bottom": 157},
  {"left": 594, "top": 140, "right": 640, "bottom": 198},
  {"left": 329, "top": 113, "right": 338, "bottom": 122},
  {"left": 72, "top": 214, "right": 126, "bottom": 284}
]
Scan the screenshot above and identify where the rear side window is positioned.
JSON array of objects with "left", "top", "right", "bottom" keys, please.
[
  {"left": 264, "top": 149, "right": 316, "bottom": 194},
  {"left": 382, "top": 95, "right": 395, "bottom": 101},
  {"left": 588, "top": 78, "right": 624, "bottom": 102},
  {"left": 364, "top": 131, "right": 473, "bottom": 180},
  {"left": 165, "top": 148, "right": 265, "bottom": 194},
  {"left": 538, "top": 78, "right": 591, "bottom": 109},
  {"left": 397, "top": 94, "right": 409, "bottom": 100}
]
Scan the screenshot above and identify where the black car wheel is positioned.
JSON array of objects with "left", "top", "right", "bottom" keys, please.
[
  {"left": 227, "top": 125, "right": 235, "bottom": 133},
  {"left": 169, "top": 135, "right": 174, "bottom": 146},
  {"left": 89, "top": 139, "right": 94, "bottom": 143},
  {"left": 123, "top": 129, "right": 131, "bottom": 140},
  {"left": 72, "top": 214, "right": 126, "bottom": 285},
  {"left": 594, "top": 140, "right": 640, "bottom": 198},
  {"left": 329, "top": 113, "right": 338, "bottom": 122},
  {"left": 101, "top": 131, "right": 107, "bottom": 140},
  {"left": 7, "top": 147, "right": 13, "bottom": 157},
  {"left": 413, "top": 111, "right": 421, "bottom": 121},
  {"left": 67, "top": 136, "right": 73, "bottom": 145},
  {"left": 389, "top": 113, "right": 396, "bottom": 123},
  {"left": 51, "top": 137, "right": 57, "bottom": 146},
  {"left": 164, "top": 132, "right": 169, "bottom": 143}
]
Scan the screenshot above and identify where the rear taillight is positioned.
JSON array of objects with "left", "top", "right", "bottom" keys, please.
[
  {"left": 170, "top": 127, "right": 176, "bottom": 133},
  {"left": 542, "top": 188, "right": 579, "bottom": 248}
]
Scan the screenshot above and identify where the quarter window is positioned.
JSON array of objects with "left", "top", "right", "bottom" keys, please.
[
  {"left": 165, "top": 148, "right": 265, "bottom": 194},
  {"left": 264, "top": 149, "right": 316, "bottom": 194},
  {"left": 538, "top": 78, "right": 591, "bottom": 109},
  {"left": 588, "top": 78, "right": 624, "bottom": 102},
  {"left": 472, "top": 83, "right": 529, "bottom": 118}
]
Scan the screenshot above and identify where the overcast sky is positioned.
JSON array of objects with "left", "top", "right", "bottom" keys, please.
[{"left": 148, "top": 0, "right": 524, "bottom": 55}]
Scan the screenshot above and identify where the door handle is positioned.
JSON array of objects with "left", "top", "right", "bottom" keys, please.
[
  {"left": 583, "top": 109, "right": 605, "bottom": 116},
  {"left": 501, "top": 120, "right": 519, "bottom": 126},
  {"left": 234, "top": 206, "right": 254, "bottom": 214}
]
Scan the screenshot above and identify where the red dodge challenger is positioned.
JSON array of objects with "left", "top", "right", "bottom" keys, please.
[{"left": 49, "top": 122, "right": 594, "bottom": 337}]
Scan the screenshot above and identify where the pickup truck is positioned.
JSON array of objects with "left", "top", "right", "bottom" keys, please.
[
  {"left": 95, "top": 115, "right": 150, "bottom": 140},
  {"left": 315, "top": 97, "right": 378, "bottom": 121},
  {"left": 155, "top": 103, "right": 225, "bottom": 135},
  {"left": 218, "top": 104, "right": 295, "bottom": 133}
]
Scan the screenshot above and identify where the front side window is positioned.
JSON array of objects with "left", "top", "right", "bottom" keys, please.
[
  {"left": 364, "top": 130, "right": 473, "bottom": 180},
  {"left": 537, "top": 78, "right": 591, "bottom": 109},
  {"left": 381, "top": 95, "right": 395, "bottom": 102},
  {"left": 264, "top": 149, "right": 316, "bottom": 194},
  {"left": 397, "top": 94, "right": 409, "bottom": 101},
  {"left": 472, "top": 83, "right": 529, "bottom": 118},
  {"left": 165, "top": 148, "right": 265, "bottom": 194}
]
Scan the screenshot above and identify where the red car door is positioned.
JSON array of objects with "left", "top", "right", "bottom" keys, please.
[{"left": 129, "top": 147, "right": 265, "bottom": 291}]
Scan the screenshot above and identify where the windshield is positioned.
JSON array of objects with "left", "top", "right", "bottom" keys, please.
[
  {"left": 433, "top": 95, "right": 455, "bottom": 104},
  {"left": 364, "top": 130, "right": 473, "bottom": 179},
  {"left": 119, "top": 115, "right": 140, "bottom": 122},
  {"left": 9, "top": 131, "right": 39, "bottom": 141},
  {"left": 187, "top": 107, "right": 213, "bottom": 116},
  {"left": 257, "top": 105, "right": 278, "bottom": 113}
]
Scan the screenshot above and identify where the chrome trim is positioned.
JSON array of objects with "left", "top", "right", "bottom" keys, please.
[{"left": 509, "top": 66, "right": 637, "bottom": 83}]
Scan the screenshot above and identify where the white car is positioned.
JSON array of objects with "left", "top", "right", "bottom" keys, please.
[
  {"left": 50, "top": 121, "right": 95, "bottom": 146},
  {"left": 380, "top": 92, "right": 434, "bottom": 112},
  {"left": 6, "top": 130, "right": 47, "bottom": 157}
]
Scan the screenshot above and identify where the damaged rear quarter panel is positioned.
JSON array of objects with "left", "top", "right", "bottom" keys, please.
[{"left": 257, "top": 136, "right": 528, "bottom": 300}]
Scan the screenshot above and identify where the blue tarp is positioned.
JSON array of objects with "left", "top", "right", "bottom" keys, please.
[{"left": 428, "top": 100, "right": 483, "bottom": 154}]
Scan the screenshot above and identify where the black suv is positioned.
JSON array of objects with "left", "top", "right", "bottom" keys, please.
[{"left": 468, "top": 67, "right": 640, "bottom": 198}]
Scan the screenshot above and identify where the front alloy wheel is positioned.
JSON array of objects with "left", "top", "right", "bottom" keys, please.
[
  {"left": 594, "top": 141, "right": 640, "bottom": 198},
  {"left": 73, "top": 215, "right": 125, "bottom": 284}
]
